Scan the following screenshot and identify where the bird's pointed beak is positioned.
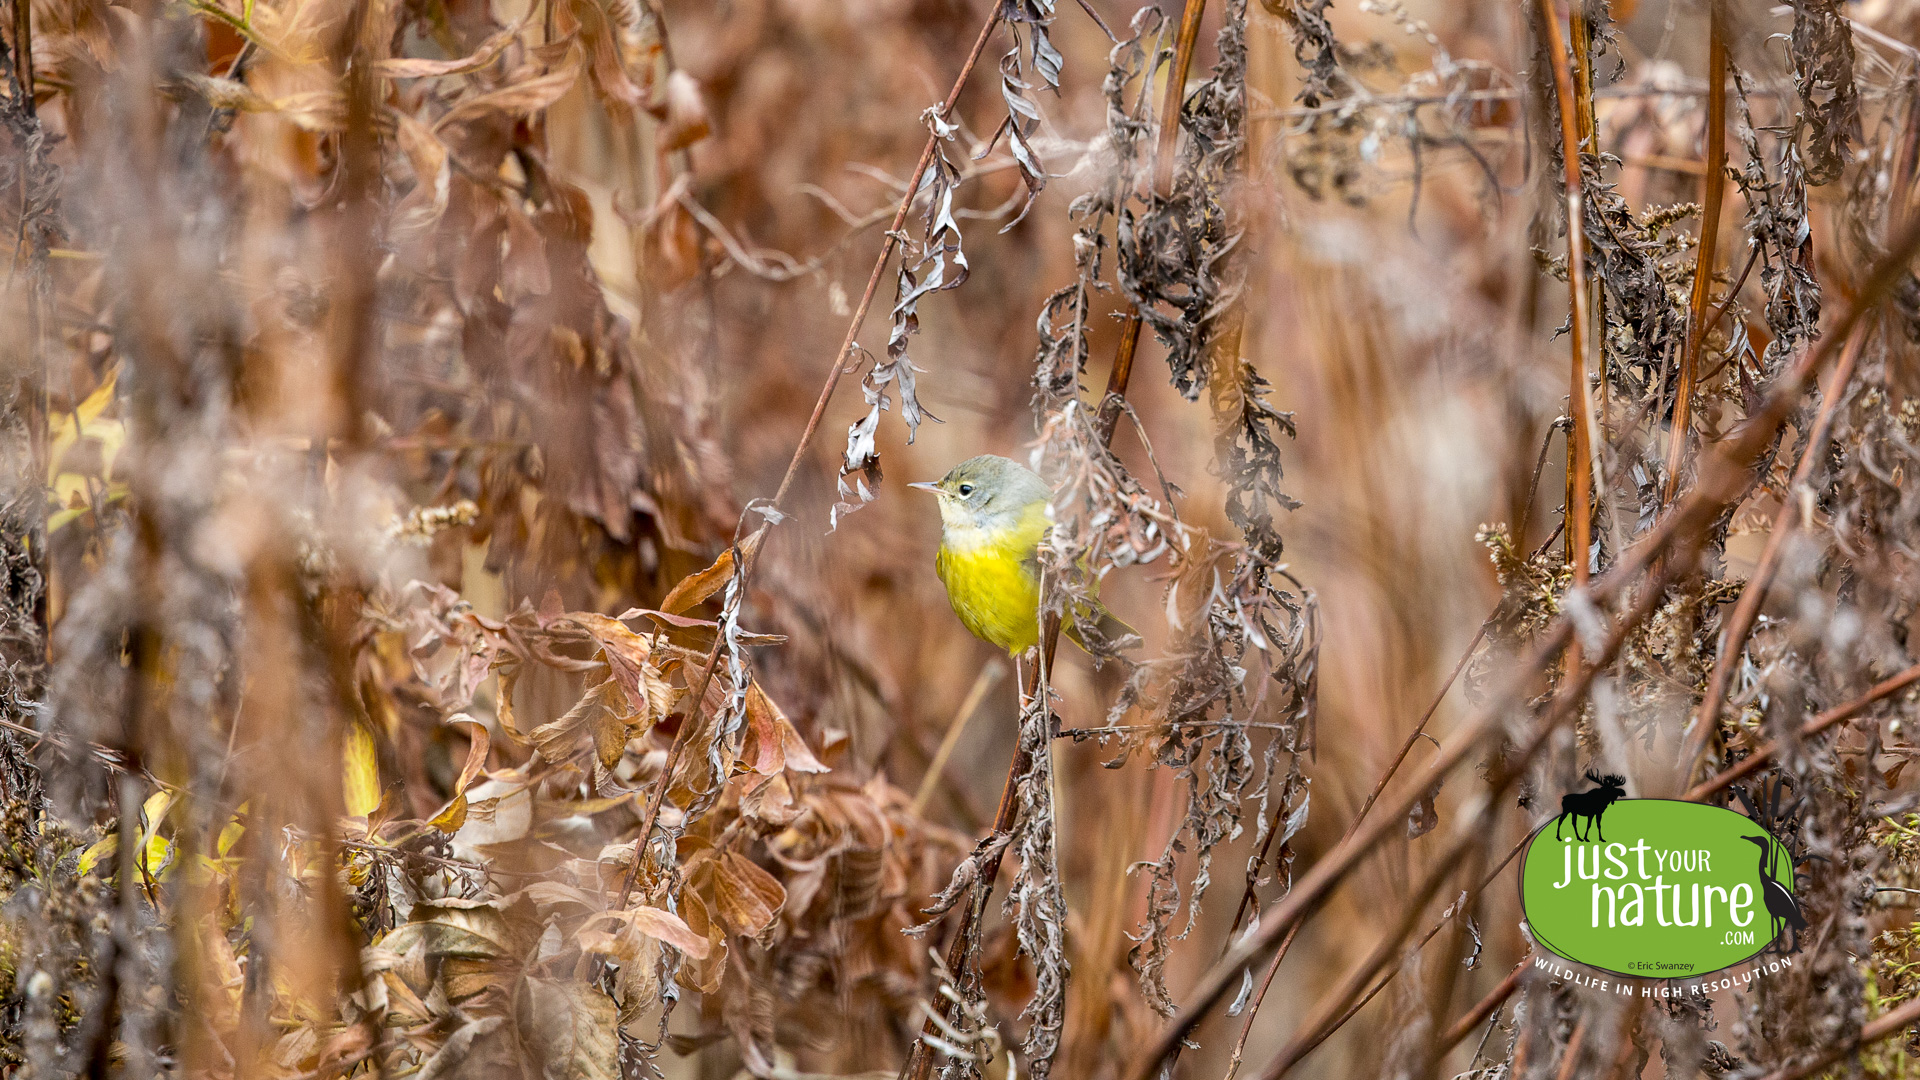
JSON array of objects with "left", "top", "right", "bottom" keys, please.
[{"left": 908, "top": 481, "right": 942, "bottom": 494}]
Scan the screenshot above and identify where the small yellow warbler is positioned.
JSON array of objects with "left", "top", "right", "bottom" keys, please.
[{"left": 911, "top": 455, "right": 1127, "bottom": 656}]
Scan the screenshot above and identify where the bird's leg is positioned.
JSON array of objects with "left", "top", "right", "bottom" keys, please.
[{"left": 1014, "top": 652, "right": 1028, "bottom": 713}]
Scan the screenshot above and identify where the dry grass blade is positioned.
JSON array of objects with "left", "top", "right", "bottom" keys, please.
[{"left": 911, "top": 660, "right": 1004, "bottom": 816}]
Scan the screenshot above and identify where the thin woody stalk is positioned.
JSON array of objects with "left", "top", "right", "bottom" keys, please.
[
  {"left": 1223, "top": 622, "right": 1490, "bottom": 1076},
  {"left": 902, "top": 7, "right": 1213, "bottom": 1078},
  {"left": 619, "top": 6, "right": 1003, "bottom": 911},
  {"left": 1678, "top": 322, "right": 1867, "bottom": 780},
  {"left": 1094, "top": 0, "right": 1208, "bottom": 443},
  {"left": 10, "top": 0, "right": 31, "bottom": 120},
  {"left": 1540, "top": 0, "right": 1595, "bottom": 636},
  {"left": 1570, "top": 1, "right": 1603, "bottom": 422},
  {"left": 1664, "top": 8, "right": 1726, "bottom": 504},
  {"left": 1125, "top": 206, "right": 1920, "bottom": 1080}
]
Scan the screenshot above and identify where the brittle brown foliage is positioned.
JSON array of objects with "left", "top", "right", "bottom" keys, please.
[{"left": 8, "top": 0, "right": 1920, "bottom": 1079}]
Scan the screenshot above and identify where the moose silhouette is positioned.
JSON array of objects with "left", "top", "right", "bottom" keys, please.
[{"left": 1553, "top": 770, "right": 1627, "bottom": 842}]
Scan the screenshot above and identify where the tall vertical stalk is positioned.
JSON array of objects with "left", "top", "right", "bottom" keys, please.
[
  {"left": 1664, "top": 8, "right": 1726, "bottom": 504},
  {"left": 9, "top": 0, "right": 30, "bottom": 120},
  {"left": 1539, "top": 0, "right": 1595, "bottom": 636},
  {"left": 1095, "top": 0, "right": 1208, "bottom": 443},
  {"left": 902, "top": 7, "right": 1212, "bottom": 1078},
  {"left": 620, "top": 5, "right": 1004, "bottom": 913}
]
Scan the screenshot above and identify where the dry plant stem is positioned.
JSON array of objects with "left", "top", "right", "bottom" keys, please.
[
  {"left": 1127, "top": 208, "right": 1920, "bottom": 1080},
  {"left": 1097, "top": 316, "right": 1144, "bottom": 442},
  {"left": 1279, "top": 836, "right": 1528, "bottom": 1070},
  {"left": 1222, "top": 620, "right": 1491, "bottom": 1069},
  {"left": 1221, "top": 922, "right": 1301, "bottom": 1080},
  {"left": 898, "top": 636, "right": 1051, "bottom": 1080},
  {"left": 1540, "top": 0, "right": 1595, "bottom": 637},
  {"left": 1152, "top": 0, "right": 1209, "bottom": 194},
  {"left": 1553, "top": 1016, "right": 1589, "bottom": 1080},
  {"left": 1250, "top": 826, "right": 1487, "bottom": 1080},
  {"left": 1754, "top": 993, "right": 1920, "bottom": 1080},
  {"left": 10, "top": 0, "right": 31, "bottom": 118},
  {"left": 911, "top": 660, "right": 1005, "bottom": 814},
  {"left": 1685, "top": 661, "right": 1920, "bottom": 801},
  {"left": 770, "top": 7, "right": 1001, "bottom": 508},
  {"left": 1663, "top": 9, "right": 1726, "bottom": 505},
  {"left": 620, "top": 4, "right": 1004, "bottom": 909},
  {"left": 1095, "top": 0, "right": 1207, "bottom": 442},
  {"left": 1344, "top": 623, "right": 1487, "bottom": 838},
  {"left": 1679, "top": 321, "right": 1871, "bottom": 780},
  {"left": 1569, "top": 2, "right": 1603, "bottom": 425},
  {"left": 1438, "top": 956, "right": 1529, "bottom": 1055},
  {"left": 1568, "top": 9, "right": 1596, "bottom": 147}
]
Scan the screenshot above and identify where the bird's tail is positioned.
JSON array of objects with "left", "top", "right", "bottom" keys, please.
[{"left": 1062, "top": 602, "right": 1138, "bottom": 657}]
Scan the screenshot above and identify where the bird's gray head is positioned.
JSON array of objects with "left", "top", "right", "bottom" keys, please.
[{"left": 909, "top": 455, "right": 1051, "bottom": 535}]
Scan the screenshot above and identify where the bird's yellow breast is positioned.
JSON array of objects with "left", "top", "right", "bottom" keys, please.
[{"left": 934, "top": 502, "right": 1049, "bottom": 655}]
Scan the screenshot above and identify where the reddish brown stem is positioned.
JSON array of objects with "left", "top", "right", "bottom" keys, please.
[
  {"left": 1153, "top": 0, "right": 1208, "bottom": 194},
  {"left": 1436, "top": 957, "right": 1529, "bottom": 1058},
  {"left": 1223, "top": 620, "right": 1489, "bottom": 1069},
  {"left": 1685, "top": 661, "right": 1920, "bottom": 802},
  {"left": 621, "top": 4, "right": 1003, "bottom": 913},
  {"left": 1755, "top": 993, "right": 1920, "bottom": 1080},
  {"left": 771, "top": 10, "right": 1001, "bottom": 510},
  {"left": 1680, "top": 322, "right": 1870, "bottom": 781},
  {"left": 10, "top": 0, "right": 32, "bottom": 119},
  {"left": 1125, "top": 207, "right": 1920, "bottom": 1080},
  {"left": 1265, "top": 836, "right": 1526, "bottom": 1075},
  {"left": 1094, "top": 0, "right": 1206, "bottom": 443},
  {"left": 1663, "top": 10, "right": 1726, "bottom": 504},
  {"left": 1539, "top": 0, "right": 1595, "bottom": 641},
  {"left": 1249, "top": 828, "right": 1487, "bottom": 1080}
]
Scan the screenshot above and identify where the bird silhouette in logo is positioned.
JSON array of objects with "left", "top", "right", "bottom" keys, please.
[
  {"left": 1553, "top": 770, "right": 1626, "bottom": 842},
  {"left": 1741, "top": 835, "right": 1808, "bottom": 954},
  {"left": 1733, "top": 778, "right": 1815, "bottom": 956}
]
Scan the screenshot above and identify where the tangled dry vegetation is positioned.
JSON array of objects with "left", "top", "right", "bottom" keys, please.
[{"left": 8, "top": 0, "right": 1920, "bottom": 1077}]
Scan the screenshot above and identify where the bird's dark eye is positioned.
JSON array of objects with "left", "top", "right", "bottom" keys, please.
[{"left": 957, "top": 484, "right": 973, "bottom": 496}]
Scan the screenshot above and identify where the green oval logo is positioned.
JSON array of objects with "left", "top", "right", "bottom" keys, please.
[{"left": 1519, "top": 797, "right": 1800, "bottom": 979}]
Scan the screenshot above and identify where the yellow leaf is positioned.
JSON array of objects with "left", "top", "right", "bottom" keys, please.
[
  {"left": 47, "top": 368, "right": 119, "bottom": 486},
  {"left": 217, "top": 807, "right": 247, "bottom": 857},
  {"left": 427, "top": 793, "right": 469, "bottom": 833},
  {"left": 426, "top": 715, "right": 489, "bottom": 833},
  {"left": 77, "top": 835, "right": 116, "bottom": 876},
  {"left": 343, "top": 723, "right": 382, "bottom": 818},
  {"left": 659, "top": 548, "right": 735, "bottom": 615},
  {"left": 142, "top": 789, "right": 173, "bottom": 831}
]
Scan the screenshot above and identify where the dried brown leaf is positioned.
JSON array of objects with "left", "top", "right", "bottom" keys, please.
[
  {"left": 376, "top": 20, "right": 523, "bottom": 79},
  {"left": 434, "top": 52, "right": 582, "bottom": 132},
  {"left": 660, "top": 547, "right": 735, "bottom": 615},
  {"left": 712, "top": 849, "right": 786, "bottom": 938},
  {"left": 516, "top": 975, "right": 620, "bottom": 1080}
]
